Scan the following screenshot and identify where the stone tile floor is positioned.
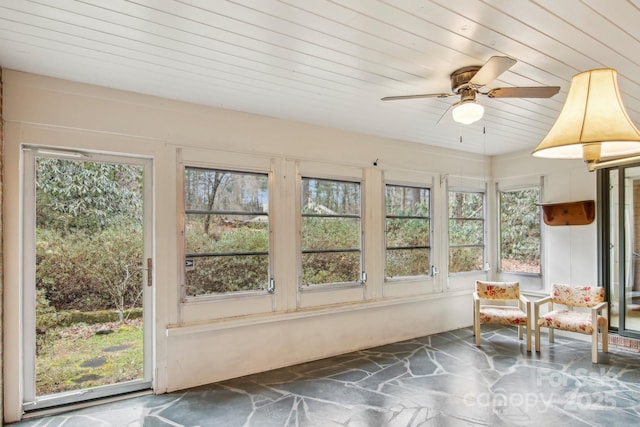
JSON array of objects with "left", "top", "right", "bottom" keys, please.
[{"left": 10, "top": 326, "right": 640, "bottom": 426}]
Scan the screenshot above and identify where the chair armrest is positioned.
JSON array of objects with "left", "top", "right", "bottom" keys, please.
[
  {"left": 518, "top": 295, "right": 529, "bottom": 312},
  {"left": 473, "top": 292, "right": 480, "bottom": 301},
  {"left": 533, "top": 296, "right": 552, "bottom": 322},
  {"left": 591, "top": 301, "right": 608, "bottom": 314},
  {"left": 533, "top": 296, "right": 553, "bottom": 307}
]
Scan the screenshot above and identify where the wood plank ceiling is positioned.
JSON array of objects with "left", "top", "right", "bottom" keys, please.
[{"left": 1, "top": 0, "right": 640, "bottom": 156}]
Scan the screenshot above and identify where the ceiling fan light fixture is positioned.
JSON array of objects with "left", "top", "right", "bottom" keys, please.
[
  {"left": 533, "top": 68, "right": 640, "bottom": 169},
  {"left": 451, "top": 100, "right": 484, "bottom": 125}
]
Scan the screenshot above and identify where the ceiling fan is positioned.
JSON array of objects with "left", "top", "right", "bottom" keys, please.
[{"left": 381, "top": 56, "right": 560, "bottom": 125}]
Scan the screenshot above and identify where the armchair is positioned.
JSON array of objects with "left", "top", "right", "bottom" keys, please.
[
  {"left": 473, "top": 280, "right": 531, "bottom": 352},
  {"left": 534, "top": 284, "right": 608, "bottom": 363}
]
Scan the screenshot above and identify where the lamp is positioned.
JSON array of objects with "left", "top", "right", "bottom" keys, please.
[
  {"left": 532, "top": 68, "right": 640, "bottom": 169},
  {"left": 451, "top": 100, "right": 484, "bottom": 125}
]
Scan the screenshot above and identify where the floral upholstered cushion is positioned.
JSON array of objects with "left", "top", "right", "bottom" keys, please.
[
  {"left": 479, "top": 306, "right": 528, "bottom": 326},
  {"left": 476, "top": 281, "right": 520, "bottom": 300},
  {"left": 552, "top": 284, "right": 605, "bottom": 308},
  {"left": 537, "top": 309, "right": 606, "bottom": 334}
]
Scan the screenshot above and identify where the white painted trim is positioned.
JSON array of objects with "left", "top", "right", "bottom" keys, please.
[{"left": 166, "top": 288, "right": 471, "bottom": 337}]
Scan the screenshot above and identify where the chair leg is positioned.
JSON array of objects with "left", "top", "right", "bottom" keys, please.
[
  {"left": 474, "top": 300, "right": 481, "bottom": 347},
  {"left": 518, "top": 325, "right": 523, "bottom": 340},
  {"left": 472, "top": 300, "right": 476, "bottom": 337},
  {"left": 525, "top": 324, "right": 532, "bottom": 352},
  {"left": 592, "top": 331, "right": 598, "bottom": 363},
  {"left": 534, "top": 307, "right": 541, "bottom": 352},
  {"left": 602, "top": 325, "right": 608, "bottom": 353},
  {"left": 549, "top": 327, "right": 554, "bottom": 343}
]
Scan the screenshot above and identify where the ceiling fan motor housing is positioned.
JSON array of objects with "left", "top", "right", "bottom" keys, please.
[{"left": 450, "top": 66, "right": 481, "bottom": 93}]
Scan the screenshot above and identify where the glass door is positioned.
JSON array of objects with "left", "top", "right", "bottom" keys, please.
[
  {"left": 604, "top": 165, "right": 640, "bottom": 338},
  {"left": 22, "top": 147, "right": 153, "bottom": 411}
]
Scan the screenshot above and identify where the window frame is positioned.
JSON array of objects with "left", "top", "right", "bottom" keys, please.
[
  {"left": 182, "top": 166, "right": 271, "bottom": 299},
  {"left": 176, "top": 148, "right": 277, "bottom": 323},
  {"left": 299, "top": 176, "right": 364, "bottom": 289},
  {"left": 497, "top": 183, "right": 543, "bottom": 276},
  {"left": 447, "top": 188, "right": 486, "bottom": 276},
  {"left": 384, "top": 183, "right": 432, "bottom": 282}
]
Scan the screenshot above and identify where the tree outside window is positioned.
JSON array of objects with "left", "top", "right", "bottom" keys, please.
[
  {"left": 184, "top": 167, "right": 269, "bottom": 296},
  {"left": 385, "top": 184, "right": 430, "bottom": 279},
  {"left": 499, "top": 187, "right": 541, "bottom": 274},
  {"left": 448, "top": 191, "right": 485, "bottom": 274}
]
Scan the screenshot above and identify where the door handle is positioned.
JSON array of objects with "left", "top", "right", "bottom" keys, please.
[{"left": 146, "top": 258, "right": 152, "bottom": 287}]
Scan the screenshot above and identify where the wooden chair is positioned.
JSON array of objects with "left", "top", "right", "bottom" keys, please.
[
  {"left": 534, "top": 284, "right": 608, "bottom": 363},
  {"left": 473, "top": 280, "right": 531, "bottom": 352}
]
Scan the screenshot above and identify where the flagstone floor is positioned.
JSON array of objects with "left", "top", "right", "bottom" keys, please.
[{"left": 11, "top": 325, "right": 640, "bottom": 426}]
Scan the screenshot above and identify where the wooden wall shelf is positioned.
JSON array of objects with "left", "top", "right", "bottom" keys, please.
[{"left": 540, "top": 200, "right": 595, "bottom": 226}]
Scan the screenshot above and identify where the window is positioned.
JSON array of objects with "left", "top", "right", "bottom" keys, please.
[
  {"left": 301, "top": 178, "right": 361, "bottom": 286},
  {"left": 183, "top": 167, "right": 269, "bottom": 296},
  {"left": 499, "top": 187, "right": 541, "bottom": 274},
  {"left": 448, "top": 191, "right": 485, "bottom": 273},
  {"left": 385, "top": 184, "right": 430, "bottom": 279}
]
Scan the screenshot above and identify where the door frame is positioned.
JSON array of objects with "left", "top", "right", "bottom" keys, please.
[
  {"left": 599, "top": 164, "right": 640, "bottom": 340},
  {"left": 21, "top": 145, "right": 154, "bottom": 412}
]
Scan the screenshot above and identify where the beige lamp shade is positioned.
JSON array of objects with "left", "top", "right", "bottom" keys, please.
[{"left": 532, "top": 68, "right": 640, "bottom": 163}]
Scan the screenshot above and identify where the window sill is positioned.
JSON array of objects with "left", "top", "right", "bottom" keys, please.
[
  {"left": 182, "top": 290, "right": 271, "bottom": 304},
  {"left": 384, "top": 275, "right": 432, "bottom": 285},
  {"left": 298, "top": 282, "right": 365, "bottom": 293},
  {"left": 167, "top": 288, "right": 471, "bottom": 337}
]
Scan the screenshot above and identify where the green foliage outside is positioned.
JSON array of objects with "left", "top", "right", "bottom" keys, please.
[
  {"left": 36, "top": 158, "right": 144, "bottom": 313},
  {"left": 385, "top": 186, "right": 431, "bottom": 278},
  {"left": 448, "top": 191, "right": 484, "bottom": 273},
  {"left": 35, "top": 158, "right": 144, "bottom": 360},
  {"left": 385, "top": 213, "right": 431, "bottom": 278},
  {"left": 35, "top": 288, "right": 59, "bottom": 355},
  {"left": 386, "top": 249, "right": 430, "bottom": 278},
  {"left": 302, "top": 252, "right": 361, "bottom": 285},
  {"left": 449, "top": 246, "right": 484, "bottom": 273},
  {"left": 500, "top": 188, "right": 541, "bottom": 273},
  {"left": 185, "top": 218, "right": 269, "bottom": 294},
  {"left": 184, "top": 169, "right": 271, "bottom": 295},
  {"left": 302, "top": 216, "right": 360, "bottom": 250},
  {"left": 36, "top": 158, "right": 142, "bottom": 234},
  {"left": 300, "top": 178, "right": 362, "bottom": 285},
  {"left": 36, "top": 226, "right": 143, "bottom": 312},
  {"left": 302, "top": 216, "right": 361, "bottom": 284}
]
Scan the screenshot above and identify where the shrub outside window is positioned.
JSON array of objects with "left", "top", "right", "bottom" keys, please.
[
  {"left": 448, "top": 191, "right": 485, "bottom": 274},
  {"left": 183, "top": 167, "right": 269, "bottom": 296},
  {"left": 385, "top": 184, "right": 430, "bottom": 279},
  {"left": 499, "top": 187, "right": 541, "bottom": 274},
  {"left": 301, "top": 178, "right": 361, "bottom": 286}
]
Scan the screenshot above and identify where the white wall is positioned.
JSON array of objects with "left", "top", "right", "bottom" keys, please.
[{"left": 1, "top": 70, "right": 597, "bottom": 422}]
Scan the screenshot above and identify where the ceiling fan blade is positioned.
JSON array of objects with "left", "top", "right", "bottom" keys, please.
[
  {"left": 381, "top": 93, "right": 452, "bottom": 101},
  {"left": 486, "top": 86, "right": 561, "bottom": 98},
  {"left": 436, "top": 103, "right": 454, "bottom": 124},
  {"left": 469, "top": 56, "right": 517, "bottom": 87}
]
